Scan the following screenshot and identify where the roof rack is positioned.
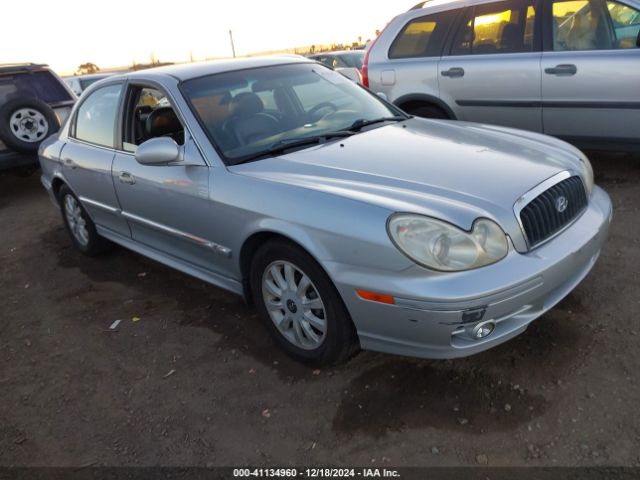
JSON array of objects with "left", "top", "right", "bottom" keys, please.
[
  {"left": 408, "top": 1, "right": 432, "bottom": 10},
  {"left": 0, "top": 63, "right": 48, "bottom": 74}
]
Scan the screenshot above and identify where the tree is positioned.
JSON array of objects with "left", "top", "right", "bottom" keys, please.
[{"left": 76, "top": 63, "right": 100, "bottom": 75}]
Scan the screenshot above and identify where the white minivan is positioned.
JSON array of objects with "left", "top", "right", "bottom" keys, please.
[{"left": 364, "top": 0, "right": 640, "bottom": 150}]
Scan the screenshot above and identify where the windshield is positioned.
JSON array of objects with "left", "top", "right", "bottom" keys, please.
[
  {"left": 339, "top": 52, "right": 364, "bottom": 69},
  {"left": 79, "top": 76, "right": 108, "bottom": 90},
  {"left": 181, "top": 63, "right": 401, "bottom": 163}
]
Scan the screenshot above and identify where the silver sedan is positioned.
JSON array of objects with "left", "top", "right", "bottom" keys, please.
[{"left": 38, "top": 56, "right": 612, "bottom": 365}]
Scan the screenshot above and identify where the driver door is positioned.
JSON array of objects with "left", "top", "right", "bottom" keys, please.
[{"left": 111, "top": 83, "right": 221, "bottom": 272}]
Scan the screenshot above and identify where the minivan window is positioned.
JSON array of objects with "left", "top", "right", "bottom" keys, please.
[
  {"left": 607, "top": 0, "right": 640, "bottom": 47},
  {"left": 554, "top": 0, "right": 640, "bottom": 50},
  {"left": 389, "top": 10, "right": 459, "bottom": 58},
  {"left": 552, "top": 0, "right": 606, "bottom": 49},
  {"left": 451, "top": 0, "right": 537, "bottom": 55},
  {"left": 552, "top": 0, "right": 640, "bottom": 52},
  {"left": 73, "top": 84, "right": 122, "bottom": 148}
]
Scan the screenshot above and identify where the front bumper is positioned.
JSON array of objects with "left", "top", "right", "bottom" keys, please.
[{"left": 326, "top": 186, "right": 612, "bottom": 359}]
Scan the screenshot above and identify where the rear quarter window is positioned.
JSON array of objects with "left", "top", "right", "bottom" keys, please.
[
  {"left": 0, "top": 78, "right": 18, "bottom": 105},
  {"left": 389, "top": 10, "right": 460, "bottom": 58},
  {"left": 0, "top": 71, "right": 73, "bottom": 105}
]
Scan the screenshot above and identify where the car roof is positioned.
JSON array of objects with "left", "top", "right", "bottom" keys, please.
[{"left": 119, "top": 56, "right": 314, "bottom": 83}]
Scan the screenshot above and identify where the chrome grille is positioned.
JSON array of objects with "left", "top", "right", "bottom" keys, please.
[{"left": 520, "top": 176, "right": 588, "bottom": 247}]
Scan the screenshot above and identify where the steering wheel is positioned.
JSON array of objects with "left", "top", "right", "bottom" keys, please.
[{"left": 307, "top": 102, "right": 338, "bottom": 120}]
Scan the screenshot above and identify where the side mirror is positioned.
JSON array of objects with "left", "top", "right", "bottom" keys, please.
[
  {"left": 135, "top": 137, "right": 180, "bottom": 165},
  {"left": 377, "top": 92, "right": 389, "bottom": 101}
]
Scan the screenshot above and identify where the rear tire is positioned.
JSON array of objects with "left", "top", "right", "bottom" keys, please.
[
  {"left": 250, "top": 239, "right": 358, "bottom": 365},
  {"left": 58, "top": 185, "right": 112, "bottom": 256}
]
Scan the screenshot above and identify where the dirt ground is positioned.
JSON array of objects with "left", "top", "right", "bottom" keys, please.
[{"left": 1, "top": 152, "right": 639, "bottom": 468}]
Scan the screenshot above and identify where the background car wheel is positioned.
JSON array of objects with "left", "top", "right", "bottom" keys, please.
[
  {"left": 250, "top": 239, "right": 358, "bottom": 365},
  {"left": 0, "top": 98, "right": 60, "bottom": 154},
  {"left": 57, "top": 185, "right": 112, "bottom": 256},
  {"left": 405, "top": 104, "right": 450, "bottom": 120}
]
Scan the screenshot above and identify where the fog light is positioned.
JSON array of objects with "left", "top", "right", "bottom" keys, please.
[{"left": 471, "top": 320, "right": 496, "bottom": 340}]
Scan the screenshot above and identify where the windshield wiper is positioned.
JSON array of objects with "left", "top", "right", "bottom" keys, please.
[
  {"left": 347, "top": 115, "right": 408, "bottom": 132},
  {"left": 231, "top": 132, "right": 354, "bottom": 165}
]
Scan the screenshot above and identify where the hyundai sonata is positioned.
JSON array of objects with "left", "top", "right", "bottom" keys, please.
[{"left": 38, "top": 56, "right": 612, "bottom": 365}]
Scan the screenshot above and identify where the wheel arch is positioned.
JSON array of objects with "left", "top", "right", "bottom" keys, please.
[
  {"left": 239, "top": 229, "right": 332, "bottom": 306},
  {"left": 51, "top": 176, "right": 67, "bottom": 204},
  {"left": 394, "top": 93, "right": 457, "bottom": 120}
]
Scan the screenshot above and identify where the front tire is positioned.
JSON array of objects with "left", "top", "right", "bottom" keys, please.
[
  {"left": 250, "top": 240, "right": 358, "bottom": 365},
  {"left": 58, "top": 185, "right": 112, "bottom": 256}
]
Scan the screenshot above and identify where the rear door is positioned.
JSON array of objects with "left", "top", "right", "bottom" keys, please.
[
  {"left": 61, "top": 82, "right": 130, "bottom": 237},
  {"left": 438, "top": 0, "right": 544, "bottom": 131},
  {"left": 541, "top": 0, "right": 640, "bottom": 145},
  {"left": 375, "top": 9, "right": 460, "bottom": 108}
]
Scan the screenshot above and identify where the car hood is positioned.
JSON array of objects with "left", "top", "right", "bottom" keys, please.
[{"left": 230, "top": 118, "right": 588, "bottom": 250}]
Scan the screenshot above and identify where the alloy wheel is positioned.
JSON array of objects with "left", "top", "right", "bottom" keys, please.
[
  {"left": 262, "top": 261, "right": 327, "bottom": 350},
  {"left": 64, "top": 195, "right": 89, "bottom": 246}
]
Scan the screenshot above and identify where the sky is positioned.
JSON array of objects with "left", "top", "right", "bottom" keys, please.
[{"left": 1, "top": 0, "right": 415, "bottom": 75}]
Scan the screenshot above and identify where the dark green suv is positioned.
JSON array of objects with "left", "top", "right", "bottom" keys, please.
[{"left": 0, "top": 63, "right": 76, "bottom": 172}]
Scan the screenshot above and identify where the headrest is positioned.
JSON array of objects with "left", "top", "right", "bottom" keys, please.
[
  {"left": 146, "top": 107, "right": 182, "bottom": 138},
  {"left": 230, "top": 92, "right": 264, "bottom": 118}
]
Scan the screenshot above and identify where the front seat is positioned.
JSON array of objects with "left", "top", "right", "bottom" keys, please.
[
  {"left": 222, "top": 92, "right": 280, "bottom": 146},
  {"left": 501, "top": 23, "right": 523, "bottom": 53},
  {"left": 145, "top": 107, "right": 184, "bottom": 145}
]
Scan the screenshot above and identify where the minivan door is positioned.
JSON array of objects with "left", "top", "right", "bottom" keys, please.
[
  {"left": 438, "top": 0, "right": 544, "bottom": 132},
  {"left": 541, "top": 0, "right": 640, "bottom": 145}
]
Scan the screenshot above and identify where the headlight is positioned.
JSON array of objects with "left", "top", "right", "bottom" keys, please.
[{"left": 387, "top": 214, "right": 508, "bottom": 272}]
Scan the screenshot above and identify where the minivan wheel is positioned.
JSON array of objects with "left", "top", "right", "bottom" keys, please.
[
  {"left": 0, "top": 98, "right": 60, "bottom": 154},
  {"left": 58, "top": 185, "right": 112, "bottom": 256},
  {"left": 250, "top": 240, "right": 358, "bottom": 365},
  {"left": 406, "top": 104, "right": 450, "bottom": 120}
]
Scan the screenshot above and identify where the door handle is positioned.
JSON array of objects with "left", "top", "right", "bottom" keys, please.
[
  {"left": 441, "top": 67, "right": 465, "bottom": 78},
  {"left": 62, "top": 157, "right": 77, "bottom": 169},
  {"left": 544, "top": 64, "right": 577, "bottom": 76},
  {"left": 118, "top": 171, "right": 136, "bottom": 185}
]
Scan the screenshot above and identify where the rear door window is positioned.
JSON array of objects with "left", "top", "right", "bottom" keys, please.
[
  {"left": 389, "top": 10, "right": 460, "bottom": 58},
  {"left": 451, "top": 0, "right": 537, "bottom": 55},
  {"left": 73, "top": 84, "right": 122, "bottom": 148}
]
